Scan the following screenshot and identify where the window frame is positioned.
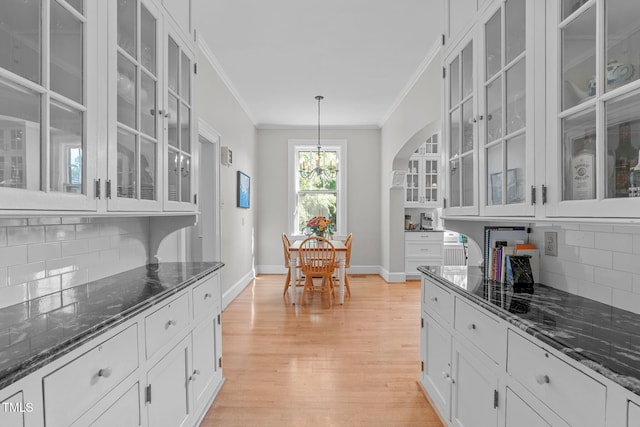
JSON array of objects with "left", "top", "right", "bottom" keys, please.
[{"left": 288, "top": 139, "right": 347, "bottom": 237}]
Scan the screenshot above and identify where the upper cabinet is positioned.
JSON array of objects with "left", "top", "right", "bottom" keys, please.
[
  {"left": 443, "top": 0, "right": 546, "bottom": 218},
  {"left": 0, "top": 0, "right": 196, "bottom": 214},
  {"left": 545, "top": 0, "right": 640, "bottom": 218},
  {"left": 0, "top": 0, "right": 99, "bottom": 211},
  {"left": 405, "top": 132, "right": 441, "bottom": 207}
]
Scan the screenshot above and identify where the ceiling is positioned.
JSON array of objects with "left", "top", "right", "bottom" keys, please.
[{"left": 193, "top": 0, "right": 444, "bottom": 128}]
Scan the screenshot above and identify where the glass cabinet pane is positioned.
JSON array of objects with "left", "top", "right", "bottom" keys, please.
[
  {"left": 462, "top": 42, "right": 473, "bottom": 98},
  {"left": 181, "top": 52, "right": 190, "bottom": 103},
  {"left": 486, "top": 77, "right": 502, "bottom": 142},
  {"left": 450, "top": 108, "right": 460, "bottom": 157},
  {"left": 180, "top": 102, "right": 190, "bottom": 153},
  {"left": 117, "top": 54, "right": 137, "bottom": 129},
  {"left": 0, "top": 79, "right": 41, "bottom": 190},
  {"left": 506, "top": 59, "right": 525, "bottom": 134},
  {"left": 168, "top": 95, "right": 178, "bottom": 147},
  {"left": 605, "top": 0, "right": 640, "bottom": 93},
  {"left": 505, "top": 0, "right": 526, "bottom": 63},
  {"left": 140, "top": 72, "right": 156, "bottom": 137},
  {"left": 168, "top": 149, "right": 178, "bottom": 201},
  {"left": 0, "top": 0, "right": 41, "bottom": 84},
  {"left": 485, "top": 10, "right": 501, "bottom": 80},
  {"left": 506, "top": 135, "right": 526, "bottom": 204},
  {"left": 117, "top": 130, "right": 137, "bottom": 199},
  {"left": 487, "top": 145, "right": 502, "bottom": 205},
  {"left": 117, "top": 0, "right": 136, "bottom": 58},
  {"left": 66, "top": 0, "right": 84, "bottom": 14},
  {"left": 168, "top": 38, "right": 179, "bottom": 93},
  {"left": 606, "top": 93, "right": 640, "bottom": 198},
  {"left": 140, "top": 138, "right": 155, "bottom": 200},
  {"left": 462, "top": 154, "right": 474, "bottom": 206},
  {"left": 562, "top": 6, "right": 596, "bottom": 110},
  {"left": 180, "top": 154, "right": 190, "bottom": 203},
  {"left": 562, "top": 0, "right": 588, "bottom": 20},
  {"left": 50, "top": 1, "right": 83, "bottom": 104},
  {"left": 140, "top": 4, "right": 156, "bottom": 74},
  {"left": 450, "top": 57, "right": 460, "bottom": 105},
  {"left": 450, "top": 159, "right": 461, "bottom": 207},
  {"left": 50, "top": 101, "right": 83, "bottom": 193},
  {"left": 462, "top": 99, "right": 474, "bottom": 152},
  {"left": 562, "top": 108, "right": 596, "bottom": 200}
]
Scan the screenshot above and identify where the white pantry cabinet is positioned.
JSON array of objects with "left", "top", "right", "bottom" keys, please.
[
  {"left": 405, "top": 231, "right": 444, "bottom": 277},
  {"left": 405, "top": 133, "right": 441, "bottom": 207}
]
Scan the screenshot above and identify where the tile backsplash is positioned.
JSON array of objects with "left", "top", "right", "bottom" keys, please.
[
  {"left": 530, "top": 223, "right": 640, "bottom": 315},
  {"left": 0, "top": 217, "right": 150, "bottom": 309}
]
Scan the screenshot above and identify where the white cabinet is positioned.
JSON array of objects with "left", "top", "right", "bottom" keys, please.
[
  {"left": 421, "top": 312, "right": 452, "bottom": 421},
  {"left": 405, "top": 231, "right": 444, "bottom": 276},
  {"left": 192, "top": 302, "right": 222, "bottom": 414},
  {"left": 146, "top": 336, "right": 191, "bottom": 427},
  {"left": 88, "top": 383, "right": 141, "bottom": 427},
  {"left": 504, "top": 388, "right": 552, "bottom": 427},
  {"left": 405, "top": 133, "right": 441, "bottom": 207},
  {"left": 544, "top": 0, "right": 640, "bottom": 218},
  {"left": 162, "top": 0, "right": 192, "bottom": 41},
  {"left": 0, "top": 391, "right": 26, "bottom": 427},
  {"left": 144, "top": 292, "right": 190, "bottom": 359}
]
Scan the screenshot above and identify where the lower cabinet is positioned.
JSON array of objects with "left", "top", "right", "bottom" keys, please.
[
  {"left": 89, "top": 383, "right": 141, "bottom": 427},
  {"left": 1, "top": 391, "right": 26, "bottom": 427},
  {"left": 191, "top": 301, "right": 223, "bottom": 415},
  {"left": 422, "top": 313, "right": 452, "bottom": 420},
  {"left": 146, "top": 337, "right": 191, "bottom": 427},
  {"left": 504, "top": 388, "right": 551, "bottom": 427}
]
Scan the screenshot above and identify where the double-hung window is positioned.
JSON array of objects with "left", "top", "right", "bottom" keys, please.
[{"left": 288, "top": 139, "right": 347, "bottom": 236}]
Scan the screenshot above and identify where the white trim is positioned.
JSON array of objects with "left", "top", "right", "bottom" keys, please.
[
  {"left": 287, "top": 139, "right": 348, "bottom": 237},
  {"left": 197, "top": 118, "right": 222, "bottom": 262},
  {"left": 222, "top": 270, "right": 254, "bottom": 310},
  {"left": 197, "top": 38, "right": 256, "bottom": 125},
  {"left": 379, "top": 38, "right": 443, "bottom": 127},
  {"left": 379, "top": 266, "right": 407, "bottom": 283},
  {"left": 255, "top": 264, "right": 383, "bottom": 276},
  {"left": 257, "top": 123, "right": 380, "bottom": 130}
]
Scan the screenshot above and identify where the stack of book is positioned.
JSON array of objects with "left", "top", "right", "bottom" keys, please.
[{"left": 484, "top": 226, "right": 539, "bottom": 283}]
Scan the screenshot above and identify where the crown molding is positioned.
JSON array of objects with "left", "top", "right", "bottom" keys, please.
[
  {"left": 197, "top": 37, "right": 257, "bottom": 125},
  {"left": 378, "top": 37, "right": 442, "bottom": 128}
]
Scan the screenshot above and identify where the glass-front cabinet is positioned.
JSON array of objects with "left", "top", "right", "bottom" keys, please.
[
  {"left": 405, "top": 133, "right": 440, "bottom": 207},
  {"left": 0, "top": 0, "right": 98, "bottom": 211},
  {"left": 546, "top": 0, "right": 640, "bottom": 217},
  {"left": 479, "top": 0, "right": 536, "bottom": 216},
  {"left": 445, "top": 33, "right": 479, "bottom": 215}
]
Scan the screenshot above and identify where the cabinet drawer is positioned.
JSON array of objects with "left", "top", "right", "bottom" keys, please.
[
  {"left": 145, "top": 293, "right": 189, "bottom": 359},
  {"left": 505, "top": 388, "right": 551, "bottom": 427},
  {"left": 454, "top": 297, "right": 501, "bottom": 362},
  {"left": 629, "top": 400, "right": 640, "bottom": 427},
  {"left": 507, "top": 330, "right": 606, "bottom": 427},
  {"left": 43, "top": 325, "right": 138, "bottom": 427},
  {"left": 423, "top": 279, "right": 453, "bottom": 324},
  {"left": 193, "top": 274, "right": 219, "bottom": 322},
  {"left": 405, "top": 241, "right": 443, "bottom": 258},
  {"left": 406, "top": 258, "right": 440, "bottom": 274},
  {"left": 405, "top": 232, "right": 444, "bottom": 242}
]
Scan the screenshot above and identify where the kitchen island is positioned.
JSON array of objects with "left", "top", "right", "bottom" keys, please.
[
  {"left": 0, "top": 261, "right": 224, "bottom": 427},
  {"left": 419, "top": 265, "right": 640, "bottom": 427}
]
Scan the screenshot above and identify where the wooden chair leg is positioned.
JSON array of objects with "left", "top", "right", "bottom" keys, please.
[
  {"left": 283, "top": 269, "right": 291, "bottom": 296},
  {"left": 344, "top": 274, "right": 351, "bottom": 297}
]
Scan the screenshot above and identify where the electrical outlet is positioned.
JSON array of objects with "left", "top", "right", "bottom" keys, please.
[{"left": 544, "top": 231, "right": 558, "bottom": 256}]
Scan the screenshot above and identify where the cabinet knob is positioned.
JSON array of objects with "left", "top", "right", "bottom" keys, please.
[
  {"left": 190, "top": 369, "right": 200, "bottom": 381},
  {"left": 166, "top": 319, "right": 177, "bottom": 327},
  {"left": 97, "top": 367, "right": 112, "bottom": 378},
  {"left": 431, "top": 296, "right": 438, "bottom": 302},
  {"left": 467, "top": 323, "right": 476, "bottom": 330},
  {"left": 535, "top": 374, "right": 550, "bottom": 384},
  {"left": 204, "top": 293, "right": 212, "bottom": 299}
]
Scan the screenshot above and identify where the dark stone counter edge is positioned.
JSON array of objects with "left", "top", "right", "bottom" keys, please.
[
  {"left": 0, "top": 262, "right": 224, "bottom": 390},
  {"left": 417, "top": 266, "right": 640, "bottom": 396}
]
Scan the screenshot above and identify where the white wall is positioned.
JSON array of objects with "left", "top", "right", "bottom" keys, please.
[
  {"left": 196, "top": 47, "right": 257, "bottom": 301},
  {"left": 255, "top": 128, "right": 381, "bottom": 272},
  {"left": 380, "top": 49, "right": 443, "bottom": 279}
]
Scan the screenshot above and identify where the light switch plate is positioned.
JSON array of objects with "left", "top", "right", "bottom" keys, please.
[{"left": 544, "top": 231, "right": 558, "bottom": 256}]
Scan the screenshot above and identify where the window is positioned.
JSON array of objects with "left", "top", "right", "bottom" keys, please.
[{"left": 288, "top": 139, "right": 347, "bottom": 236}]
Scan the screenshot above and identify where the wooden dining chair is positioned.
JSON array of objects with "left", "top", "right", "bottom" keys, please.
[
  {"left": 299, "top": 236, "right": 336, "bottom": 305},
  {"left": 333, "top": 233, "right": 352, "bottom": 297},
  {"left": 282, "top": 233, "right": 303, "bottom": 296}
]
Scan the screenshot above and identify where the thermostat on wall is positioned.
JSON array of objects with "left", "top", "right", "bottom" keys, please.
[{"left": 221, "top": 146, "right": 232, "bottom": 166}]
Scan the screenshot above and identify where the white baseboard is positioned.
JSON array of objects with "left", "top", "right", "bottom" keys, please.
[
  {"left": 256, "top": 264, "right": 383, "bottom": 276},
  {"left": 222, "top": 270, "right": 254, "bottom": 310},
  {"left": 380, "top": 266, "right": 406, "bottom": 283}
]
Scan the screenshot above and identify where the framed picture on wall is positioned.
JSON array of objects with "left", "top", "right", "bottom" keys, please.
[{"left": 237, "top": 171, "right": 250, "bottom": 208}]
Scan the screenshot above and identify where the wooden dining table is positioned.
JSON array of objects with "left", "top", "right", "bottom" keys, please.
[{"left": 288, "top": 239, "right": 347, "bottom": 305}]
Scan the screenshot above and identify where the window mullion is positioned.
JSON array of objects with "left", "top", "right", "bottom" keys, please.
[{"left": 42, "top": 0, "right": 52, "bottom": 192}]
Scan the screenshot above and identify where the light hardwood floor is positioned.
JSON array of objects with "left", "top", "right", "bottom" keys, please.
[{"left": 199, "top": 274, "right": 444, "bottom": 427}]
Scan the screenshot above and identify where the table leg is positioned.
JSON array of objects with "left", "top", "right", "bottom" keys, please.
[
  {"left": 289, "top": 254, "right": 297, "bottom": 304},
  {"left": 338, "top": 257, "right": 345, "bottom": 305}
]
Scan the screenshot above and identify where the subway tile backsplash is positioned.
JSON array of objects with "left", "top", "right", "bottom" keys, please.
[
  {"left": 0, "top": 217, "right": 150, "bottom": 309},
  {"left": 531, "top": 223, "right": 640, "bottom": 315}
]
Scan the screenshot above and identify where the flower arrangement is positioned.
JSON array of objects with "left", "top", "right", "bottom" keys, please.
[{"left": 305, "top": 216, "right": 334, "bottom": 237}]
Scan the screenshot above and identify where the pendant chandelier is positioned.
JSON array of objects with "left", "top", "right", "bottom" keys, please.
[{"left": 299, "top": 95, "right": 339, "bottom": 181}]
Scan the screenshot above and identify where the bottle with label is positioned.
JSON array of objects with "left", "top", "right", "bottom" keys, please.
[
  {"left": 629, "top": 150, "right": 640, "bottom": 197},
  {"left": 571, "top": 135, "right": 596, "bottom": 200}
]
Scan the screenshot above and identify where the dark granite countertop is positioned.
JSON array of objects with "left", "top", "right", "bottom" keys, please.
[
  {"left": 0, "top": 261, "right": 224, "bottom": 390},
  {"left": 418, "top": 265, "right": 640, "bottom": 396}
]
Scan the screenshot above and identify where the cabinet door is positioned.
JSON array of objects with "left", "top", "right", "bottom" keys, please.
[
  {"left": 447, "top": 0, "right": 478, "bottom": 47},
  {"left": 89, "top": 383, "right": 140, "bottom": 427},
  {"left": 191, "top": 304, "right": 223, "bottom": 413},
  {"left": 147, "top": 337, "right": 191, "bottom": 427},
  {"left": 406, "top": 157, "right": 421, "bottom": 205},
  {"left": 478, "top": 0, "right": 537, "bottom": 216},
  {"left": 545, "top": 0, "right": 640, "bottom": 217},
  {"left": 445, "top": 33, "right": 479, "bottom": 216},
  {"left": 422, "top": 314, "right": 452, "bottom": 421},
  {"left": 162, "top": 0, "right": 192, "bottom": 40},
  {"left": 0, "top": 0, "right": 98, "bottom": 211},
  {"left": 450, "top": 339, "right": 498, "bottom": 427},
  {"left": 163, "top": 22, "right": 197, "bottom": 211},
  {"left": 0, "top": 391, "right": 25, "bottom": 427},
  {"left": 107, "top": 0, "right": 162, "bottom": 212},
  {"left": 504, "top": 387, "right": 550, "bottom": 427}
]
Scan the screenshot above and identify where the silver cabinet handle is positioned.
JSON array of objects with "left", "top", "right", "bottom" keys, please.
[
  {"left": 190, "top": 369, "right": 201, "bottom": 381},
  {"left": 467, "top": 323, "right": 476, "bottom": 330},
  {"left": 535, "top": 374, "right": 550, "bottom": 384},
  {"left": 204, "top": 293, "right": 212, "bottom": 299},
  {"left": 166, "top": 319, "right": 177, "bottom": 327},
  {"left": 431, "top": 296, "right": 438, "bottom": 302},
  {"left": 98, "top": 367, "right": 112, "bottom": 378}
]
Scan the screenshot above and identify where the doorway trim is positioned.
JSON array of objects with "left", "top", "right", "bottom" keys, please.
[{"left": 197, "top": 118, "right": 222, "bottom": 262}]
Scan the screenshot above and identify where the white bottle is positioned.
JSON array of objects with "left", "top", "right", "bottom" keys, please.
[{"left": 571, "top": 139, "right": 595, "bottom": 200}]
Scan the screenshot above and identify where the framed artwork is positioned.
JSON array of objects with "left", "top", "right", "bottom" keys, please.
[{"left": 237, "top": 171, "right": 250, "bottom": 208}]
